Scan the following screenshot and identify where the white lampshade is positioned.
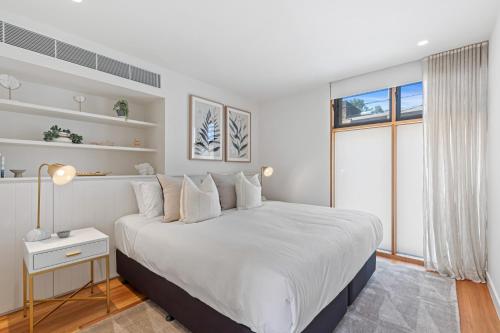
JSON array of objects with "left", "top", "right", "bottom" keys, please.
[
  {"left": 48, "top": 164, "right": 76, "bottom": 185},
  {"left": 262, "top": 166, "right": 274, "bottom": 177}
]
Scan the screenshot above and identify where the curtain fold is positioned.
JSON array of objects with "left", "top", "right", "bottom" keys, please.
[{"left": 423, "top": 42, "right": 488, "bottom": 282}]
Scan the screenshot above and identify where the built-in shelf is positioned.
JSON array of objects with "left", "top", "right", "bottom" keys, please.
[
  {"left": 0, "top": 99, "right": 157, "bottom": 128},
  {"left": 0, "top": 138, "right": 156, "bottom": 152},
  {"left": 0, "top": 175, "right": 156, "bottom": 183}
]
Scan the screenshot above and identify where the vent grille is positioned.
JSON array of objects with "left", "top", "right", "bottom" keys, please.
[
  {"left": 97, "top": 55, "right": 129, "bottom": 79},
  {"left": 131, "top": 66, "right": 160, "bottom": 88},
  {"left": 5, "top": 23, "right": 55, "bottom": 57},
  {"left": 56, "top": 41, "right": 96, "bottom": 69},
  {"left": 0, "top": 22, "right": 161, "bottom": 88}
]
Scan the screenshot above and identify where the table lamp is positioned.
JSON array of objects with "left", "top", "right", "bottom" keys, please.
[{"left": 25, "top": 163, "right": 76, "bottom": 242}]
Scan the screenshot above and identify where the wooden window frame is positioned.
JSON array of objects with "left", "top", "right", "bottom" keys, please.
[{"left": 330, "top": 84, "right": 424, "bottom": 265}]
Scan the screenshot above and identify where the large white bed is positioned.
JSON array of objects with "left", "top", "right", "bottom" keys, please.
[{"left": 115, "top": 201, "right": 382, "bottom": 333}]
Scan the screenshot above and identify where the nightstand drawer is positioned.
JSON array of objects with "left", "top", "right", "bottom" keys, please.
[{"left": 33, "top": 240, "right": 107, "bottom": 270}]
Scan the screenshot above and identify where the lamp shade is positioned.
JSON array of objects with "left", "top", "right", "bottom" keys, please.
[
  {"left": 47, "top": 164, "right": 76, "bottom": 185},
  {"left": 262, "top": 166, "right": 274, "bottom": 177}
]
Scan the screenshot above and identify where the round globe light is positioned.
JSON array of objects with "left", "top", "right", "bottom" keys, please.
[{"left": 262, "top": 166, "right": 274, "bottom": 177}]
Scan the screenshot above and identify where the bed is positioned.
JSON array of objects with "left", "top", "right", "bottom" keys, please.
[{"left": 115, "top": 201, "right": 382, "bottom": 333}]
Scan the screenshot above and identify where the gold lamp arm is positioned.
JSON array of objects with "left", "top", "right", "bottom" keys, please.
[{"left": 37, "top": 163, "right": 49, "bottom": 229}]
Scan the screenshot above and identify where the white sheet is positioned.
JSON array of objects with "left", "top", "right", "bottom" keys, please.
[
  {"left": 115, "top": 214, "right": 166, "bottom": 257},
  {"left": 114, "top": 201, "right": 382, "bottom": 333}
]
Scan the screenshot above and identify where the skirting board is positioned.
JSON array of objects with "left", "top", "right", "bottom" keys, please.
[{"left": 487, "top": 272, "right": 500, "bottom": 319}]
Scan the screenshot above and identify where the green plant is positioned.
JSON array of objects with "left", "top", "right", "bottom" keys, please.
[
  {"left": 43, "top": 125, "right": 83, "bottom": 144},
  {"left": 70, "top": 133, "right": 83, "bottom": 144},
  {"left": 113, "top": 99, "right": 129, "bottom": 118}
]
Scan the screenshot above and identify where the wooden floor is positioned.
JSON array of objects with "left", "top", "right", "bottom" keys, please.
[
  {"left": 0, "top": 258, "right": 499, "bottom": 333},
  {"left": 0, "top": 279, "right": 145, "bottom": 333}
]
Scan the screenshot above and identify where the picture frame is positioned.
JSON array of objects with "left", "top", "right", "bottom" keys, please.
[
  {"left": 189, "top": 95, "right": 224, "bottom": 161},
  {"left": 225, "top": 106, "right": 251, "bottom": 162}
]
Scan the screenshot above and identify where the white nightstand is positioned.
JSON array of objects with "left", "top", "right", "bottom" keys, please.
[{"left": 23, "top": 227, "right": 110, "bottom": 333}]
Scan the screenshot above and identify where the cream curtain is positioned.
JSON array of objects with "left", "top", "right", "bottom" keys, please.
[{"left": 423, "top": 42, "right": 488, "bottom": 282}]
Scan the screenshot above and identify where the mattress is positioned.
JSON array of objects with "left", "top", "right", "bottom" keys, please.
[{"left": 114, "top": 201, "right": 382, "bottom": 333}]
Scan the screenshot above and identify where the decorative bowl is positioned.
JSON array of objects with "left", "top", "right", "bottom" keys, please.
[
  {"left": 53, "top": 137, "right": 72, "bottom": 143},
  {"left": 57, "top": 230, "right": 71, "bottom": 238},
  {"left": 9, "top": 169, "right": 26, "bottom": 178}
]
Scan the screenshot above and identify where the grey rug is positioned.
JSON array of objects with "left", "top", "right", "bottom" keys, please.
[
  {"left": 80, "top": 260, "right": 460, "bottom": 333},
  {"left": 335, "top": 260, "right": 460, "bottom": 332}
]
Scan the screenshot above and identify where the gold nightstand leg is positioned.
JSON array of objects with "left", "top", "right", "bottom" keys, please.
[
  {"left": 105, "top": 256, "right": 110, "bottom": 313},
  {"left": 90, "top": 260, "right": 94, "bottom": 294},
  {"left": 23, "top": 262, "right": 27, "bottom": 318},
  {"left": 29, "top": 274, "right": 34, "bottom": 333}
]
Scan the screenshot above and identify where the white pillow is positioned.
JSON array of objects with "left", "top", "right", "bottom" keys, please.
[
  {"left": 180, "top": 174, "right": 221, "bottom": 223},
  {"left": 131, "top": 181, "right": 146, "bottom": 213},
  {"left": 235, "top": 172, "right": 262, "bottom": 209},
  {"left": 130, "top": 181, "right": 163, "bottom": 218},
  {"left": 140, "top": 182, "right": 164, "bottom": 218}
]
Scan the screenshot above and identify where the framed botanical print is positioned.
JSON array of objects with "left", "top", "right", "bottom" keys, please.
[
  {"left": 189, "top": 95, "right": 224, "bottom": 161},
  {"left": 225, "top": 106, "right": 251, "bottom": 162}
]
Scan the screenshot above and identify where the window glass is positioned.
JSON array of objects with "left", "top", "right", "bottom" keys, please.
[
  {"left": 335, "top": 88, "right": 391, "bottom": 128},
  {"left": 398, "top": 82, "right": 423, "bottom": 120}
]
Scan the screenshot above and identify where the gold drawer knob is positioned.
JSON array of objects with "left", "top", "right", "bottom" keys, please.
[{"left": 66, "top": 250, "right": 82, "bottom": 257}]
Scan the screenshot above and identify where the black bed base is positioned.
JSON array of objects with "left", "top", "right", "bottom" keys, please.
[{"left": 116, "top": 250, "right": 376, "bottom": 333}]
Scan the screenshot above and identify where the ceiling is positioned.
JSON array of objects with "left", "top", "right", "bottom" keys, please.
[{"left": 1, "top": 0, "right": 499, "bottom": 102}]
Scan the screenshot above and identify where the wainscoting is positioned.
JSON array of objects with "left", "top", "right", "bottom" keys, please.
[{"left": 0, "top": 175, "right": 155, "bottom": 314}]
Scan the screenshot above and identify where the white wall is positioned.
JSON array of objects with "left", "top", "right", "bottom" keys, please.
[
  {"left": 259, "top": 86, "right": 331, "bottom": 205},
  {"left": 163, "top": 69, "right": 260, "bottom": 175},
  {"left": 259, "top": 61, "right": 422, "bottom": 206},
  {"left": 487, "top": 8, "right": 500, "bottom": 318}
]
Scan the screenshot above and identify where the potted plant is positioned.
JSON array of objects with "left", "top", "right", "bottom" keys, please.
[
  {"left": 43, "top": 125, "right": 83, "bottom": 144},
  {"left": 113, "top": 99, "right": 129, "bottom": 119}
]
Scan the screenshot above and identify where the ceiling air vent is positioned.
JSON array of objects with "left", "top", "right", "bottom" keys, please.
[
  {"left": 0, "top": 21, "right": 161, "bottom": 88},
  {"left": 56, "top": 41, "right": 96, "bottom": 69},
  {"left": 131, "top": 66, "right": 161, "bottom": 88},
  {"left": 97, "top": 55, "right": 130, "bottom": 79},
  {"left": 4, "top": 23, "right": 55, "bottom": 57}
]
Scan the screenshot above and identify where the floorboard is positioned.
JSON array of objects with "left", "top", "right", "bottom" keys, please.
[
  {"left": 0, "top": 278, "right": 145, "bottom": 333},
  {"left": 0, "top": 258, "right": 498, "bottom": 332}
]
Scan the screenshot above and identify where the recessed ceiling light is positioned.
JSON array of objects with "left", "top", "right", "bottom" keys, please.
[
  {"left": 417, "top": 40, "right": 429, "bottom": 47},
  {"left": 72, "top": 0, "right": 83, "bottom": 3}
]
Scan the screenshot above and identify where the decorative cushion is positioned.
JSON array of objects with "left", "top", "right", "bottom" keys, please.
[
  {"left": 210, "top": 173, "right": 237, "bottom": 210},
  {"left": 180, "top": 174, "right": 221, "bottom": 223},
  {"left": 235, "top": 172, "right": 262, "bottom": 209},
  {"left": 157, "top": 175, "right": 183, "bottom": 222}
]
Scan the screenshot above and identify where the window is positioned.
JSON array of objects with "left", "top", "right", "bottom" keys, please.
[
  {"left": 333, "top": 82, "right": 423, "bottom": 128},
  {"left": 397, "top": 82, "right": 423, "bottom": 120},
  {"left": 334, "top": 88, "right": 391, "bottom": 128}
]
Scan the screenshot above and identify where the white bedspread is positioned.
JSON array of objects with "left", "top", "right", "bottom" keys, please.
[{"left": 114, "top": 201, "right": 382, "bottom": 333}]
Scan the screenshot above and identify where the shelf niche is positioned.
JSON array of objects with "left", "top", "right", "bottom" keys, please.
[{"left": 0, "top": 64, "right": 165, "bottom": 177}]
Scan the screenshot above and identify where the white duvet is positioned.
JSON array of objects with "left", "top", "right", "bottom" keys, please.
[{"left": 115, "top": 201, "right": 382, "bottom": 333}]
